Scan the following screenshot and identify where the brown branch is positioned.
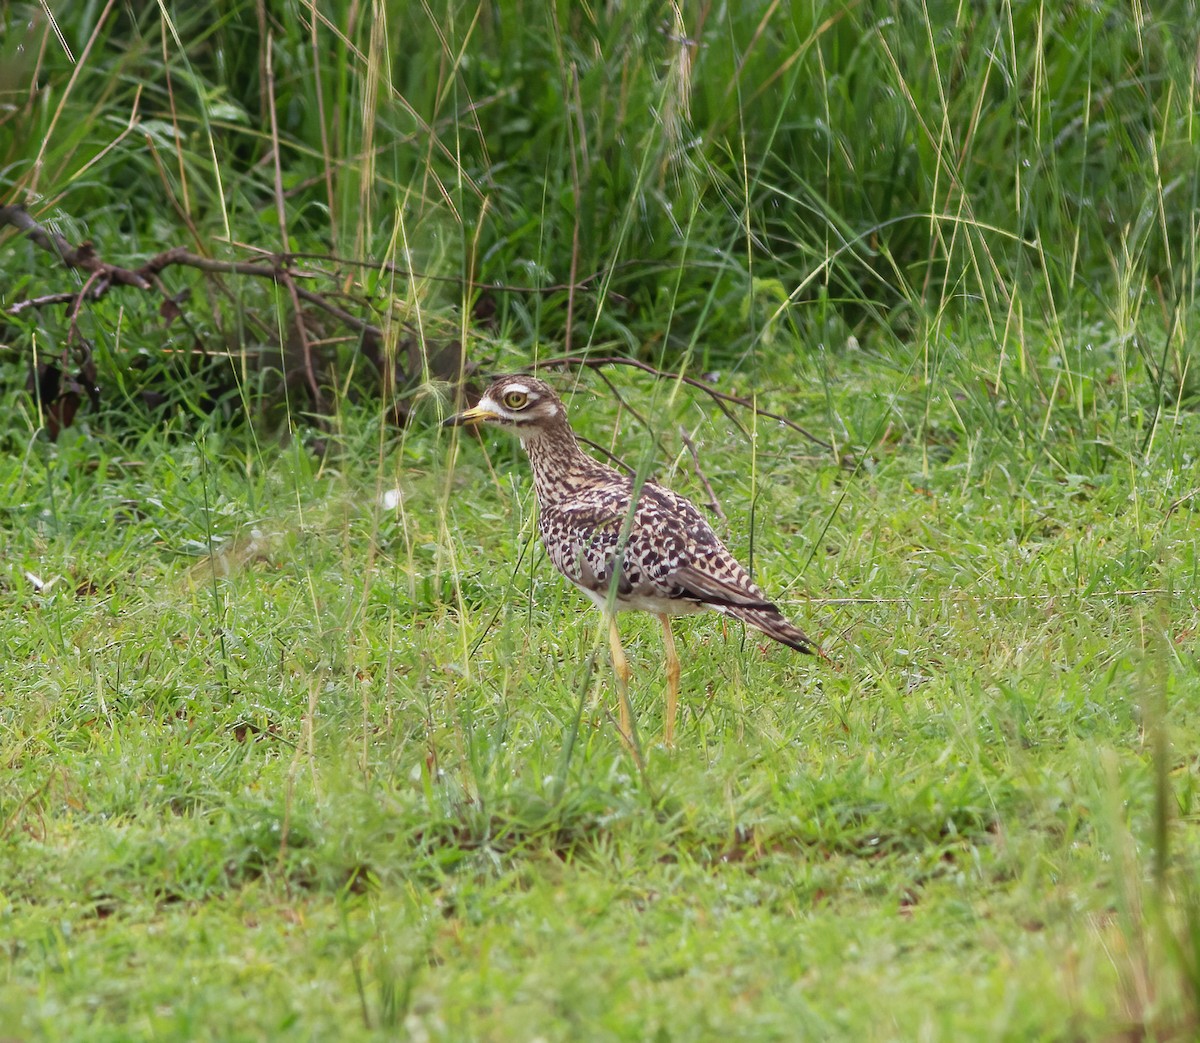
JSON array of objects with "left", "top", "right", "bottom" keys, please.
[
  {"left": 576, "top": 435, "right": 633, "bottom": 474},
  {"left": 8, "top": 291, "right": 86, "bottom": 315},
  {"left": 587, "top": 365, "right": 673, "bottom": 466},
  {"left": 533, "top": 353, "right": 836, "bottom": 453},
  {"left": 1, "top": 204, "right": 151, "bottom": 289},
  {"left": 141, "top": 245, "right": 305, "bottom": 281},
  {"left": 143, "top": 250, "right": 391, "bottom": 341},
  {"left": 1166, "top": 488, "right": 1200, "bottom": 519},
  {"left": 1, "top": 204, "right": 839, "bottom": 459},
  {"left": 705, "top": 389, "right": 751, "bottom": 440},
  {"left": 680, "top": 425, "right": 728, "bottom": 523},
  {"left": 279, "top": 250, "right": 639, "bottom": 300},
  {"left": 284, "top": 272, "right": 325, "bottom": 412},
  {"left": 67, "top": 269, "right": 106, "bottom": 346},
  {"left": 1, "top": 208, "right": 391, "bottom": 346},
  {"left": 2, "top": 207, "right": 732, "bottom": 316}
]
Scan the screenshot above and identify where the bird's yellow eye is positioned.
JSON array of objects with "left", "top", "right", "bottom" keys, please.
[{"left": 502, "top": 390, "right": 528, "bottom": 410}]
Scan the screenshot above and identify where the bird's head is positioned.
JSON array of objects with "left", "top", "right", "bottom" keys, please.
[{"left": 442, "top": 376, "right": 568, "bottom": 434}]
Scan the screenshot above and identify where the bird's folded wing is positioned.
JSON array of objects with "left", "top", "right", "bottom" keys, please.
[
  {"left": 555, "top": 502, "right": 628, "bottom": 532},
  {"left": 671, "top": 564, "right": 775, "bottom": 610}
]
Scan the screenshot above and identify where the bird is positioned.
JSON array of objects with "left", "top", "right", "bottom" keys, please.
[{"left": 443, "top": 374, "right": 817, "bottom": 749}]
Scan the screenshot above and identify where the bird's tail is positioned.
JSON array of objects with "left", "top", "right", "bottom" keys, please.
[{"left": 724, "top": 604, "right": 818, "bottom": 655}]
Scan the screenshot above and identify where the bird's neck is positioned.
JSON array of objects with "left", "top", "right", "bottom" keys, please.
[{"left": 521, "top": 422, "right": 611, "bottom": 505}]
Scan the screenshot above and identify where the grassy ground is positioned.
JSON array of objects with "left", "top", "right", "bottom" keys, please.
[
  {"left": 4, "top": 0, "right": 1200, "bottom": 1040},
  {"left": 3, "top": 340, "right": 1200, "bottom": 1040}
]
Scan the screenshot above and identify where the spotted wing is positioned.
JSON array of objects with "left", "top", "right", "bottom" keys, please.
[
  {"left": 540, "top": 482, "right": 735, "bottom": 602},
  {"left": 541, "top": 481, "right": 817, "bottom": 652},
  {"left": 538, "top": 488, "right": 636, "bottom": 595}
]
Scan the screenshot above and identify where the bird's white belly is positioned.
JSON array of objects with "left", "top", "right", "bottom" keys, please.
[{"left": 574, "top": 583, "right": 707, "bottom": 616}]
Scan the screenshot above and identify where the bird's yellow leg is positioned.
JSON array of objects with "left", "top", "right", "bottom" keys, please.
[
  {"left": 659, "top": 613, "right": 680, "bottom": 748},
  {"left": 607, "top": 613, "right": 633, "bottom": 736}
]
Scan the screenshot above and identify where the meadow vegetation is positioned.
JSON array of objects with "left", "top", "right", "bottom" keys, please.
[{"left": 2, "top": 0, "right": 1200, "bottom": 1039}]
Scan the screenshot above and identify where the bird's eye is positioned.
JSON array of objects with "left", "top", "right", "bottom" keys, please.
[{"left": 502, "top": 390, "right": 528, "bottom": 410}]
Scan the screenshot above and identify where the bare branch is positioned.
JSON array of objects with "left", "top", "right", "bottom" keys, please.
[
  {"left": 680, "top": 425, "right": 728, "bottom": 523},
  {"left": 533, "top": 352, "right": 836, "bottom": 453},
  {"left": 1, "top": 204, "right": 151, "bottom": 289},
  {"left": 8, "top": 291, "right": 88, "bottom": 315},
  {"left": 0, "top": 208, "right": 391, "bottom": 344}
]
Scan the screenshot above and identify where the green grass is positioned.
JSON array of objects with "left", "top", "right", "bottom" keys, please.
[
  {"left": 4, "top": 0, "right": 1200, "bottom": 1039},
  {"left": 3, "top": 347, "right": 1200, "bottom": 1039}
]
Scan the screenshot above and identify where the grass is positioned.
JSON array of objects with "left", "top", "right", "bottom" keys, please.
[
  {"left": 2, "top": 347, "right": 1199, "bottom": 1039},
  {"left": 3, "top": 0, "right": 1200, "bottom": 1039}
]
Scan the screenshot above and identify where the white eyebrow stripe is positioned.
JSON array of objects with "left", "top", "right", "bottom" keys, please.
[{"left": 504, "top": 383, "right": 532, "bottom": 396}]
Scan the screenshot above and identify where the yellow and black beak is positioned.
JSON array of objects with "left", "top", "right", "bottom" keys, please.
[{"left": 442, "top": 404, "right": 495, "bottom": 428}]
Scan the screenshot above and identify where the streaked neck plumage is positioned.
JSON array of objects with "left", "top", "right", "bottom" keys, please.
[{"left": 520, "top": 415, "right": 616, "bottom": 506}]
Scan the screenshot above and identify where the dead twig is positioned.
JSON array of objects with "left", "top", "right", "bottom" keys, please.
[
  {"left": 0, "top": 204, "right": 151, "bottom": 289},
  {"left": 576, "top": 435, "right": 634, "bottom": 474},
  {"left": 0, "top": 207, "right": 392, "bottom": 348},
  {"left": 0, "top": 204, "right": 399, "bottom": 431},
  {"left": 146, "top": 248, "right": 387, "bottom": 339},
  {"left": 7, "top": 291, "right": 86, "bottom": 314},
  {"left": 587, "top": 365, "right": 673, "bottom": 466},
  {"left": 534, "top": 352, "right": 836, "bottom": 453},
  {"left": 680, "top": 425, "right": 728, "bottom": 523},
  {"left": 283, "top": 249, "right": 625, "bottom": 300},
  {"left": 1165, "top": 488, "right": 1200, "bottom": 519},
  {"left": 67, "top": 269, "right": 105, "bottom": 346}
]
